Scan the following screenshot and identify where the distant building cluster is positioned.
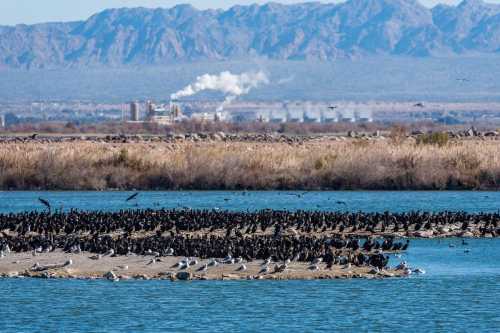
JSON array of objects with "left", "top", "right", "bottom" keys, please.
[
  {"left": 128, "top": 101, "right": 186, "bottom": 124},
  {"left": 127, "top": 101, "right": 374, "bottom": 124}
]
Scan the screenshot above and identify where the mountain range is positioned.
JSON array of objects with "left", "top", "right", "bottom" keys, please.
[{"left": 1, "top": 0, "right": 500, "bottom": 68}]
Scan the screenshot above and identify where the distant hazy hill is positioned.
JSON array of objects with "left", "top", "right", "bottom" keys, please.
[{"left": 1, "top": 0, "right": 500, "bottom": 68}]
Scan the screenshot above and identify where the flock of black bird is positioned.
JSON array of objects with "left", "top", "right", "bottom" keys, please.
[{"left": 0, "top": 206, "right": 497, "bottom": 269}]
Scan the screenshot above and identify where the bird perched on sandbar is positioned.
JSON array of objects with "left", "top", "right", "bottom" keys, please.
[
  {"left": 259, "top": 266, "right": 270, "bottom": 274},
  {"left": 311, "top": 258, "right": 322, "bottom": 265},
  {"left": 197, "top": 264, "right": 208, "bottom": 272}
]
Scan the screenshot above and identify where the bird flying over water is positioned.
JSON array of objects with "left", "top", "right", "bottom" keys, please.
[
  {"left": 38, "top": 198, "right": 51, "bottom": 211},
  {"left": 126, "top": 192, "right": 139, "bottom": 202}
]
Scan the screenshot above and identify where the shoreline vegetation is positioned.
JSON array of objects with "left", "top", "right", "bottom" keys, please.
[{"left": 0, "top": 132, "right": 499, "bottom": 191}]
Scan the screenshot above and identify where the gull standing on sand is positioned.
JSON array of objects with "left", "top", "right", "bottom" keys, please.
[
  {"left": 396, "top": 261, "right": 408, "bottom": 270},
  {"left": 197, "top": 263, "right": 208, "bottom": 272},
  {"left": 311, "top": 258, "right": 322, "bottom": 265},
  {"left": 259, "top": 266, "right": 270, "bottom": 274}
]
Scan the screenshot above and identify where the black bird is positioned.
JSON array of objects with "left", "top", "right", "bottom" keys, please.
[
  {"left": 336, "top": 201, "right": 347, "bottom": 206},
  {"left": 126, "top": 192, "right": 139, "bottom": 202},
  {"left": 38, "top": 198, "right": 51, "bottom": 211},
  {"left": 413, "top": 103, "right": 425, "bottom": 108}
]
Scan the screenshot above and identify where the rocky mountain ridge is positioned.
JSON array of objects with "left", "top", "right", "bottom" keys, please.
[{"left": 1, "top": 0, "right": 500, "bottom": 68}]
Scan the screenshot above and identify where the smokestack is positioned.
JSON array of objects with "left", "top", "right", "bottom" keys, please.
[
  {"left": 170, "top": 101, "right": 182, "bottom": 119},
  {"left": 130, "top": 102, "right": 140, "bottom": 121}
]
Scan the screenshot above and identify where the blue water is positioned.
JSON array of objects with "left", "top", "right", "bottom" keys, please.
[
  {"left": 1, "top": 191, "right": 500, "bottom": 332},
  {"left": 1, "top": 190, "right": 500, "bottom": 213},
  {"left": 0, "top": 239, "right": 499, "bottom": 332}
]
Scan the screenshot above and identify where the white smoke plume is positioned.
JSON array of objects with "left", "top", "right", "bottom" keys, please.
[{"left": 171, "top": 71, "right": 269, "bottom": 111}]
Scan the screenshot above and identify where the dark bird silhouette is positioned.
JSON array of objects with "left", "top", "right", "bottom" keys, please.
[
  {"left": 288, "top": 192, "right": 308, "bottom": 198},
  {"left": 336, "top": 201, "right": 347, "bottom": 205},
  {"left": 38, "top": 198, "right": 51, "bottom": 211},
  {"left": 413, "top": 103, "right": 425, "bottom": 108},
  {"left": 328, "top": 106, "right": 338, "bottom": 110},
  {"left": 31, "top": 133, "right": 38, "bottom": 140},
  {"left": 126, "top": 192, "right": 139, "bottom": 202}
]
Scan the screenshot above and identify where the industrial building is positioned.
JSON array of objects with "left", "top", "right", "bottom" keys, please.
[
  {"left": 127, "top": 100, "right": 374, "bottom": 124},
  {"left": 269, "top": 111, "right": 287, "bottom": 123},
  {"left": 321, "top": 110, "right": 338, "bottom": 123},
  {"left": 127, "top": 100, "right": 185, "bottom": 124}
]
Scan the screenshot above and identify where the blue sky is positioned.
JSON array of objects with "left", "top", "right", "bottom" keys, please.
[{"left": 1, "top": 0, "right": 499, "bottom": 25}]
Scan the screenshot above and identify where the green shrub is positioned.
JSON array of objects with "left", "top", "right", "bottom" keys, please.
[{"left": 417, "top": 132, "right": 449, "bottom": 147}]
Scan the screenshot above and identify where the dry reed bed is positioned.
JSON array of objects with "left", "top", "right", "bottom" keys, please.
[{"left": 0, "top": 139, "right": 499, "bottom": 190}]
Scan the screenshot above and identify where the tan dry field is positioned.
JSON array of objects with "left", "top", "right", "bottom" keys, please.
[{"left": 0, "top": 138, "right": 499, "bottom": 190}]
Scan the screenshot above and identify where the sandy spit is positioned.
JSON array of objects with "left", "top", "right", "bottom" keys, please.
[{"left": 0, "top": 251, "right": 406, "bottom": 281}]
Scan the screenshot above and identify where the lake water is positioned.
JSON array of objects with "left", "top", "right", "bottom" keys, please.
[
  {"left": 1, "top": 190, "right": 500, "bottom": 213},
  {"left": 0, "top": 191, "right": 499, "bottom": 332}
]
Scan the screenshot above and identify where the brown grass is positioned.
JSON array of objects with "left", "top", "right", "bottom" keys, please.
[{"left": 0, "top": 138, "right": 499, "bottom": 190}]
